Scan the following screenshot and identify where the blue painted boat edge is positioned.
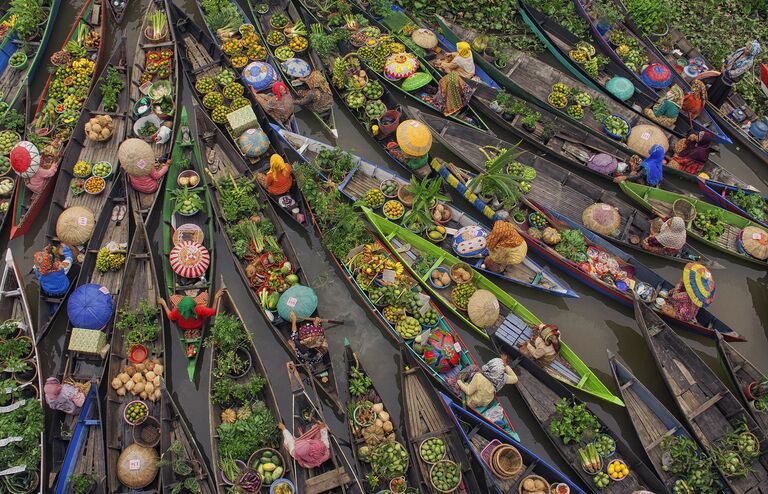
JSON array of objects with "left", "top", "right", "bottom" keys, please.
[
  {"left": 54, "top": 385, "right": 98, "bottom": 494},
  {"left": 698, "top": 179, "right": 768, "bottom": 229}
]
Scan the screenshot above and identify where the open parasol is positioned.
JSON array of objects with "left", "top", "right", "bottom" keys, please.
[
  {"left": 411, "top": 28, "right": 438, "bottom": 49},
  {"left": 277, "top": 285, "right": 318, "bottom": 320},
  {"left": 56, "top": 206, "right": 95, "bottom": 245},
  {"left": 396, "top": 119, "right": 432, "bottom": 157},
  {"left": 627, "top": 124, "right": 669, "bottom": 156},
  {"left": 242, "top": 62, "right": 276, "bottom": 91},
  {"left": 281, "top": 58, "right": 311, "bottom": 78},
  {"left": 118, "top": 138, "right": 155, "bottom": 177},
  {"left": 10, "top": 141, "right": 40, "bottom": 178},
  {"left": 67, "top": 284, "right": 113, "bottom": 329},
  {"left": 642, "top": 63, "right": 673, "bottom": 89},
  {"left": 384, "top": 53, "right": 420, "bottom": 80},
  {"left": 682, "top": 262, "right": 715, "bottom": 308},
  {"left": 582, "top": 203, "right": 621, "bottom": 236},
  {"left": 169, "top": 241, "right": 210, "bottom": 279},
  {"left": 740, "top": 226, "right": 768, "bottom": 260}
]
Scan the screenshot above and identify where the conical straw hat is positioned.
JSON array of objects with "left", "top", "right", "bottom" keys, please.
[
  {"left": 56, "top": 206, "right": 95, "bottom": 245},
  {"left": 118, "top": 138, "right": 155, "bottom": 177}
]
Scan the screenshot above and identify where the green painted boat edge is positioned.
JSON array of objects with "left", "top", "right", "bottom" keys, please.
[
  {"left": 363, "top": 207, "right": 624, "bottom": 406},
  {"left": 162, "top": 106, "right": 216, "bottom": 382},
  {"left": 619, "top": 181, "right": 768, "bottom": 267}
]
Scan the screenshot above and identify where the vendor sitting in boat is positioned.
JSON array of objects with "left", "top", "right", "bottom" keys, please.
[
  {"left": 295, "top": 71, "right": 334, "bottom": 117},
  {"left": 289, "top": 310, "right": 328, "bottom": 365},
  {"left": 614, "top": 146, "right": 664, "bottom": 187},
  {"left": 434, "top": 41, "right": 476, "bottom": 80},
  {"left": 157, "top": 288, "right": 224, "bottom": 356},
  {"left": 427, "top": 72, "right": 471, "bottom": 117},
  {"left": 252, "top": 81, "right": 295, "bottom": 130},
  {"left": 388, "top": 119, "right": 432, "bottom": 176},
  {"left": 257, "top": 154, "right": 294, "bottom": 195},
  {"left": 667, "top": 131, "right": 715, "bottom": 176},
  {"left": 661, "top": 262, "right": 714, "bottom": 322},
  {"left": 644, "top": 86, "right": 683, "bottom": 127},
  {"left": 457, "top": 353, "right": 517, "bottom": 409},
  {"left": 484, "top": 221, "right": 527, "bottom": 273},
  {"left": 279, "top": 420, "right": 330, "bottom": 469},
  {"left": 519, "top": 323, "right": 561, "bottom": 366},
  {"left": 642, "top": 216, "right": 687, "bottom": 256},
  {"left": 130, "top": 156, "right": 170, "bottom": 194}
]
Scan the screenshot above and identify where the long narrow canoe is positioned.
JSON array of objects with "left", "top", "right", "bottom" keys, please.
[
  {"left": 105, "top": 217, "right": 165, "bottom": 493},
  {"left": 440, "top": 392, "right": 587, "bottom": 494},
  {"left": 698, "top": 179, "right": 768, "bottom": 229},
  {"left": 286, "top": 363, "right": 362, "bottom": 493},
  {"left": 0, "top": 0, "right": 61, "bottom": 110},
  {"left": 160, "top": 388, "right": 217, "bottom": 494},
  {"left": 209, "top": 284, "right": 290, "bottom": 493},
  {"left": 127, "top": 0, "right": 179, "bottom": 223},
  {"left": 620, "top": 180, "right": 768, "bottom": 267},
  {"left": 10, "top": 0, "right": 106, "bottom": 239},
  {"left": 400, "top": 350, "right": 483, "bottom": 494},
  {"left": 415, "top": 108, "right": 717, "bottom": 266},
  {"left": 276, "top": 126, "right": 576, "bottom": 297},
  {"left": 161, "top": 101, "right": 215, "bottom": 382},
  {"left": 107, "top": 0, "right": 128, "bottom": 24},
  {"left": 635, "top": 296, "right": 768, "bottom": 492},
  {"left": 197, "top": 104, "right": 341, "bottom": 411},
  {"left": 36, "top": 40, "right": 129, "bottom": 344},
  {"left": 0, "top": 249, "right": 44, "bottom": 494},
  {"left": 497, "top": 340, "right": 668, "bottom": 493},
  {"left": 716, "top": 333, "right": 768, "bottom": 434},
  {"left": 608, "top": 352, "right": 726, "bottom": 492},
  {"left": 249, "top": 0, "right": 338, "bottom": 138},
  {"left": 362, "top": 207, "right": 624, "bottom": 406},
  {"left": 571, "top": 0, "right": 730, "bottom": 143}
]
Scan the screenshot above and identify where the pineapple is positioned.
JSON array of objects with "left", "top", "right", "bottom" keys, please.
[
  {"left": 236, "top": 406, "right": 252, "bottom": 421},
  {"left": 220, "top": 408, "right": 237, "bottom": 424}
]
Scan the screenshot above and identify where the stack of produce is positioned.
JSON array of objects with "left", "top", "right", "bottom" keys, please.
[{"left": 110, "top": 357, "right": 164, "bottom": 402}]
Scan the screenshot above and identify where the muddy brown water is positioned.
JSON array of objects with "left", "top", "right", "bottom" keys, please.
[{"left": 12, "top": 0, "right": 768, "bottom": 491}]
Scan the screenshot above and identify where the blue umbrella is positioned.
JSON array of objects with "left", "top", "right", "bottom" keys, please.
[
  {"left": 67, "top": 283, "right": 113, "bottom": 329},
  {"left": 281, "top": 58, "right": 311, "bottom": 78},
  {"left": 277, "top": 285, "right": 317, "bottom": 321},
  {"left": 242, "top": 62, "right": 276, "bottom": 92}
]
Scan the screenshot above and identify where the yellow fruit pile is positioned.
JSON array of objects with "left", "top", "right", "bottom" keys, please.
[{"left": 607, "top": 460, "right": 629, "bottom": 480}]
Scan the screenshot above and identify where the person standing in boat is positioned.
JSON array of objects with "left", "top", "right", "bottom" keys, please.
[
  {"left": 257, "top": 154, "right": 294, "bottom": 195},
  {"left": 662, "top": 262, "right": 714, "bottom": 322},
  {"left": 614, "top": 145, "right": 664, "bottom": 186},
  {"left": 667, "top": 131, "right": 715, "bottom": 175},
  {"left": 706, "top": 40, "right": 762, "bottom": 108},
  {"left": 434, "top": 41, "right": 476, "bottom": 80},
  {"left": 157, "top": 288, "right": 224, "bottom": 356},
  {"left": 642, "top": 216, "right": 687, "bottom": 255}
]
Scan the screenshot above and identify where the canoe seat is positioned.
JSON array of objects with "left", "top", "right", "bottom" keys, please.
[
  {"left": 687, "top": 392, "right": 725, "bottom": 421},
  {"left": 304, "top": 467, "right": 352, "bottom": 494},
  {"left": 645, "top": 426, "right": 679, "bottom": 451}
]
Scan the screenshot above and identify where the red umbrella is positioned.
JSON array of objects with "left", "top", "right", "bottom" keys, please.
[{"left": 169, "top": 241, "right": 209, "bottom": 279}]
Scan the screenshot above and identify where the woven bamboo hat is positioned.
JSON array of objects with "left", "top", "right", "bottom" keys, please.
[
  {"left": 627, "top": 124, "right": 669, "bottom": 156},
  {"left": 118, "top": 138, "right": 155, "bottom": 177},
  {"left": 116, "top": 443, "right": 159, "bottom": 488},
  {"left": 56, "top": 206, "right": 95, "bottom": 245}
]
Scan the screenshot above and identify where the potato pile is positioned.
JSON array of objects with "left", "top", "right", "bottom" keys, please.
[
  {"left": 111, "top": 357, "right": 164, "bottom": 402},
  {"left": 85, "top": 114, "right": 114, "bottom": 141},
  {"left": 451, "top": 265, "right": 472, "bottom": 283},
  {"left": 431, "top": 269, "right": 451, "bottom": 287},
  {"left": 520, "top": 476, "right": 548, "bottom": 494}
]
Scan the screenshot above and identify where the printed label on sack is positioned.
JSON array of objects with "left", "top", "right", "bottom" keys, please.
[
  {"left": 77, "top": 216, "right": 88, "bottom": 226},
  {"left": 382, "top": 269, "right": 396, "bottom": 283},
  {"left": 99, "top": 286, "right": 110, "bottom": 295},
  {"left": 286, "top": 297, "right": 297, "bottom": 308},
  {"left": 129, "top": 459, "right": 141, "bottom": 470}
]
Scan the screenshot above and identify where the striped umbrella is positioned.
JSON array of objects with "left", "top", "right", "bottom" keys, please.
[
  {"left": 169, "top": 241, "right": 209, "bottom": 279},
  {"left": 682, "top": 262, "right": 715, "bottom": 308}
]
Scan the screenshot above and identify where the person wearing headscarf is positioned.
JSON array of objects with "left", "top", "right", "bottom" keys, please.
[
  {"left": 707, "top": 40, "right": 762, "bottom": 107},
  {"left": 434, "top": 41, "right": 476, "bottom": 80},
  {"left": 294, "top": 71, "right": 334, "bottom": 115},
  {"left": 644, "top": 85, "right": 684, "bottom": 127},
  {"left": 289, "top": 310, "right": 328, "bottom": 365},
  {"left": 257, "top": 153, "right": 294, "bottom": 195},
  {"left": 642, "top": 216, "right": 687, "bottom": 255},
  {"left": 129, "top": 156, "right": 170, "bottom": 194},
  {"left": 279, "top": 421, "right": 331, "bottom": 469},
  {"left": 457, "top": 353, "right": 517, "bottom": 409},
  {"left": 668, "top": 131, "right": 714, "bottom": 175},
  {"left": 664, "top": 264, "right": 715, "bottom": 322},
  {"left": 484, "top": 221, "right": 527, "bottom": 273},
  {"left": 252, "top": 81, "right": 295, "bottom": 128},
  {"left": 519, "top": 324, "right": 560, "bottom": 366},
  {"left": 429, "top": 72, "right": 471, "bottom": 116},
  {"left": 615, "top": 144, "right": 664, "bottom": 186},
  {"left": 682, "top": 79, "right": 708, "bottom": 120},
  {"left": 157, "top": 289, "right": 224, "bottom": 354}
]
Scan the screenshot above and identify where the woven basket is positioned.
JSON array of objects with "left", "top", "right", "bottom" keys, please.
[
  {"left": 490, "top": 444, "right": 522, "bottom": 479},
  {"left": 132, "top": 415, "right": 161, "bottom": 448},
  {"left": 672, "top": 199, "right": 696, "bottom": 222}
]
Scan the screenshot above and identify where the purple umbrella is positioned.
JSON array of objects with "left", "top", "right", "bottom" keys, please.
[{"left": 67, "top": 283, "right": 113, "bottom": 329}]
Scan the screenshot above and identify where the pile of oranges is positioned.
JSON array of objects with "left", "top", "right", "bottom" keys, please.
[{"left": 607, "top": 459, "right": 629, "bottom": 480}]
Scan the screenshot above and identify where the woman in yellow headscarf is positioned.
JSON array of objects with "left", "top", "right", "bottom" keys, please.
[
  {"left": 259, "top": 153, "right": 293, "bottom": 195},
  {"left": 434, "top": 40, "right": 476, "bottom": 80}
]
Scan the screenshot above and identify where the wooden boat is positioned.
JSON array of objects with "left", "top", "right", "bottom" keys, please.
[
  {"left": 360, "top": 206, "right": 625, "bottom": 406},
  {"left": 108, "top": 0, "right": 128, "bottom": 23},
  {"left": 522, "top": 0, "right": 727, "bottom": 142},
  {"left": 698, "top": 179, "right": 768, "bottom": 229},
  {"left": 35, "top": 39, "right": 129, "bottom": 344},
  {"left": 53, "top": 384, "right": 107, "bottom": 494},
  {"left": 127, "top": 0, "right": 179, "bottom": 223},
  {"left": 635, "top": 295, "right": 768, "bottom": 492},
  {"left": 415, "top": 108, "right": 718, "bottom": 266},
  {"left": 286, "top": 362, "right": 362, "bottom": 493},
  {"left": 160, "top": 100, "right": 216, "bottom": 383},
  {"left": 197, "top": 106, "right": 341, "bottom": 410},
  {"left": 10, "top": 0, "right": 106, "bottom": 240},
  {"left": 208, "top": 283, "right": 291, "bottom": 494},
  {"left": 400, "top": 350, "right": 484, "bottom": 494},
  {"left": 440, "top": 391, "right": 587, "bottom": 494},
  {"left": 495, "top": 337, "right": 667, "bottom": 493},
  {"left": 249, "top": 0, "right": 338, "bottom": 138},
  {"left": 160, "top": 388, "right": 217, "bottom": 494},
  {"left": 105, "top": 217, "right": 165, "bottom": 493},
  {"left": 621, "top": 181, "right": 768, "bottom": 267},
  {"left": 608, "top": 352, "right": 726, "bottom": 491},
  {"left": 170, "top": 3, "right": 311, "bottom": 230},
  {"left": 571, "top": 0, "right": 730, "bottom": 144},
  {"left": 275, "top": 126, "right": 577, "bottom": 297},
  {"left": 0, "top": 0, "right": 61, "bottom": 109},
  {"left": 0, "top": 249, "right": 44, "bottom": 494},
  {"left": 717, "top": 333, "right": 768, "bottom": 434},
  {"left": 343, "top": 339, "right": 420, "bottom": 490}
]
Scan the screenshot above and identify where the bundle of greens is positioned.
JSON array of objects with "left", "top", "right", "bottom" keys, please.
[
  {"left": 116, "top": 299, "right": 161, "bottom": 346},
  {"left": 200, "top": 0, "right": 242, "bottom": 37},
  {"left": 215, "top": 175, "right": 261, "bottom": 223},
  {"left": 554, "top": 229, "right": 587, "bottom": 263},
  {"left": 205, "top": 313, "right": 250, "bottom": 352},
  {"left": 548, "top": 397, "right": 600, "bottom": 444},
  {"left": 728, "top": 188, "right": 766, "bottom": 222},
  {"left": 216, "top": 401, "right": 278, "bottom": 461},
  {"left": 0, "top": 399, "right": 43, "bottom": 472},
  {"left": 660, "top": 435, "right": 722, "bottom": 493},
  {"left": 100, "top": 66, "right": 125, "bottom": 113}
]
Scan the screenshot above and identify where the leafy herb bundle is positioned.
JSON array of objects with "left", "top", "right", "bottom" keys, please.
[
  {"left": 101, "top": 66, "right": 125, "bottom": 113},
  {"left": 0, "top": 399, "right": 43, "bottom": 471},
  {"left": 729, "top": 189, "right": 766, "bottom": 222},
  {"left": 116, "top": 299, "right": 161, "bottom": 346},
  {"left": 216, "top": 402, "right": 278, "bottom": 460},
  {"left": 554, "top": 229, "right": 587, "bottom": 262},
  {"left": 548, "top": 397, "right": 600, "bottom": 444},
  {"left": 215, "top": 175, "right": 261, "bottom": 223}
]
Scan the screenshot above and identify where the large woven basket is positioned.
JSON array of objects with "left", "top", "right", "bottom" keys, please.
[{"left": 672, "top": 199, "right": 696, "bottom": 222}]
